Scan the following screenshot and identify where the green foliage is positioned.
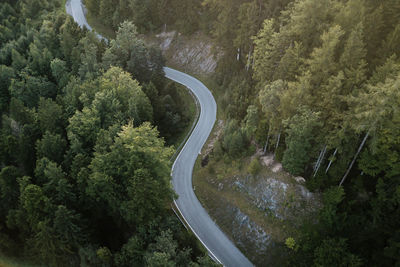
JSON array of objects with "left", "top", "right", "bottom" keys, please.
[
  {"left": 285, "top": 237, "right": 297, "bottom": 251},
  {"left": 253, "top": 19, "right": 277, "bottom": 83},
  {"left": 0, "top": 65, "right": 14, "bottom": 114},
  {"left": 243, "top": 105, "right": 258, "bottom": 137},
  {"left": 0, "top": 3, "right": 208, "bottom": 266},
  {"left": 259, "top": 79, "right": 288, "bottom": 132},
  {"left": 222, "top": 120, "right": 248, "bottom": 158},
  {"left": 9, "top": 73, "right": 57, "bottom": 108},
  {"left": 224, "top": 76, "right": 253, "bottom": 120},
  {"left": 2, "top": 0, "right": 399, "bottom": 265},
  {"left": 60, "top": 16, "right": 86, "bottom": 72},
  {"left": 282, "top": 108, "right": 322, "bottom": 176},
  {"left": 207, "top": 0, "right": 400, "bottom": 264},
  {"left": 102, "top": 21, "right": 164, "bottom": 85},
  {"left": 11, "top": 48, "right": 27, "bottom": 71},
  {"left": 319, "top": 186, "right": 344, "bottom": 229},
  {"left": 79, "top": 33, "right": 100, "bottom": 80},
  {"left": 36, "top": 132, "right": 66, "bottom": 164},
  {"left": 51, "top": 58, "right": 70, "bottom": 88},
  {"left": 313, "top": 238, "right": 362, "bottom": 267},
  {"left": 37, "top": 97, "right": 64, "bottom": 134},
  {"left": 100, "top": 66, "right": 153, "bottom": 125},
  {"left": 114, "top": 236, "right": 145, "bottom": 266},
  {"left": 27, "top": 39, "right": 54, "bottom": 76},
  {"left": 0, "top": 166, "right": 21, "bottom": 219},
  {"left": 248, "top": 158, "right": 261, "bottom": 176}
]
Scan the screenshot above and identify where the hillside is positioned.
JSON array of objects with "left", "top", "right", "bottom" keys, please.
[{"left": 1, "top": 0, "right": 399, "bottom": 266}]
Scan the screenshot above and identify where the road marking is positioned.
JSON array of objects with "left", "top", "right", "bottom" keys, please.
[
  {"left": 173, "top": 200, "right": 223, "bottom": 265},
  {"left": 171, "top": 203, "right": 188, "bottom": 230},
  {"left": 167, "top": 69, "right": 221, "bottom": 264},
  {"left": 64, "top": 5, "right": 243, "bottom": 262}
]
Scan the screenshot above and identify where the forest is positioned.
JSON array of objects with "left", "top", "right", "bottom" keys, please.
[
  {"left": 0, "top": 0, "right": 399, "bottom": 266},
  {"left": 86, "top": 0, "right": 400, "bottom": 266},
  {"left": 209, "top": 1, "right": 400, "bottom": 265},
  {"left": 0, "top": 0, "right": 217, "bottom": 266}
]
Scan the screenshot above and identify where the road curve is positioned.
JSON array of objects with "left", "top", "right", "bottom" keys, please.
[
  {"left": 166, "top": 68, "right": 253, "bottom": 266},
  {"left": 66, "top": 1, "right": 253, "bottom": 266},
  {"left": 66, "top": 0, "right": 105, "bottom": 40}
]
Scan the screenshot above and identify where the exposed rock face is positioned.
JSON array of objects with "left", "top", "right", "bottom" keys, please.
[
  {"left": 294, "top": 176, "right": 306, "bottom": 184},
  {"left": 211, "top": 199, "right": 274, "bottom": 265},
  {"left": 233, "top": 175, "right": 320, "bottom": 224},
  {"left": 232, "top": 208, "right": 271, "bottom": 255},
  {"left": 156, "top": 31, "right": 175, "bottom": 51},
  {"left": 213, "top": 201, "right": 287, "bottom": 266},
  {"left": 154, "top": 31, "right": 221, "bottom": 74},
  {"left": 261, "top": 155, "right": 282, "bottom": 172},
  {"left": 207, "top": 169, "right": 321, "bottom": 265}
]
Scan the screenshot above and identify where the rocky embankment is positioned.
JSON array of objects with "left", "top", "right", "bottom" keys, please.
[
  {"left": 198, "top": 154, "right": 321, "bottom": 265},
  {"left": 152, "top": 31, "right": 221, "bottom": 74}
]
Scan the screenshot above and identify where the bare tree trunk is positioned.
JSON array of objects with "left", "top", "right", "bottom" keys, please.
[
  {"left": 246, "top": 50, "right": 251, "bottom": 71},
  {"left": 274, "top": 132, "right": 281, "bottom": 158},
  {"left": 263, "top": 141, "right": 268, "bottom": 155},
  {"left": 313, "top": 145, "right": 327, "bottom": 177},
  {"left": 339, "top": 131, "right": 370, "bottom": 186},
  {"left": 318, "top": 145, "right": 327, "bottom": 171},
  {"left": 314, "top": 147, "right": 324, "bottom": 172},
  {"left": 263, "top": 128, "right": 270, "bottom": 155},
  {"left": 325, "top": 148, "right": 338, "bottom": 174},
  {"left": 237, "top": 48, "right": 240, "bottom": 61},
  {"left": 246, "top": 45, "right": 253, "bottom": 71}
]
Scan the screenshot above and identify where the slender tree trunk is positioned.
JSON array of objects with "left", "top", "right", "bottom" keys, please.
[
  {"left": 263, "top": 128, "right": 270, "bottom": 155},
  {"left": 339, "top": 131, "right": 370, "bottom": 186},
  {"left": 246, "top": 45, "right": 253, "bottom": 71},
  {"left": 246, "top": 50, "right": 251, "bottom": 71},
  {"left": 274, "top": 132, "right": 281, "bottom": 158},
  {"left": 313, "top": 145, "right": 327, "bottom": 177},
  {"left": 318, "top": 146, "right": 327, "bottom": 170},
  {"left": 325, "top": 148, "right": 338, "bottom": 174},
  {"left": 237, "top": 48, "right": 240, "bottom": 61},
  {"left": 314, "top": 147, "right": 324, "bottom": 172}
]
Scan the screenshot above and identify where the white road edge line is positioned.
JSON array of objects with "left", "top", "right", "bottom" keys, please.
[
  {"left": 173, "top": 199, "right": 223, "bottom": 266},
  {"left": 66, "top": 2, "right": 226, "bottom": 265},
  {"left": 168, "top": 72, "right": 202, "bottom": 174},
  {"left": 167, "top": 71, "right": 222, "bottom": 264},
  {"left": 171, "top": 204, "right": 188, "bottom": 230},
  {"left": 169, "top": 87, "right": 199, "bottom": 163}
]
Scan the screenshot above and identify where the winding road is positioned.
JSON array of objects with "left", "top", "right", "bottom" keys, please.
[{"left": 66, "top": 1, "right": 253, "bottom": 266}]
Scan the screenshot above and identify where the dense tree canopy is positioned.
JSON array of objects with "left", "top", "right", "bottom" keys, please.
[
  {"left": 252, "top": 0, "right": 399, "bottom": 265},
  {"left": 1, "top": 0, "right": 399, "bottom": 265},
  {"left": 0, "top": 1, "right": 213, "bottom": 266},
  {"left": 89, "top": 0, "right": 398, "bottom": 265}
]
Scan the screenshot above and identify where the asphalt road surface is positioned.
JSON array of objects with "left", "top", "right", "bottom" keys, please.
[
  {"left": 66, "top": 1, "right": 253, "bottom": 265},
  {"left": 66, "top": 0, "right": 104, "bottom": 40},
  {"left": 165, "top": 68, "right": 253, "bottom": 266}
]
